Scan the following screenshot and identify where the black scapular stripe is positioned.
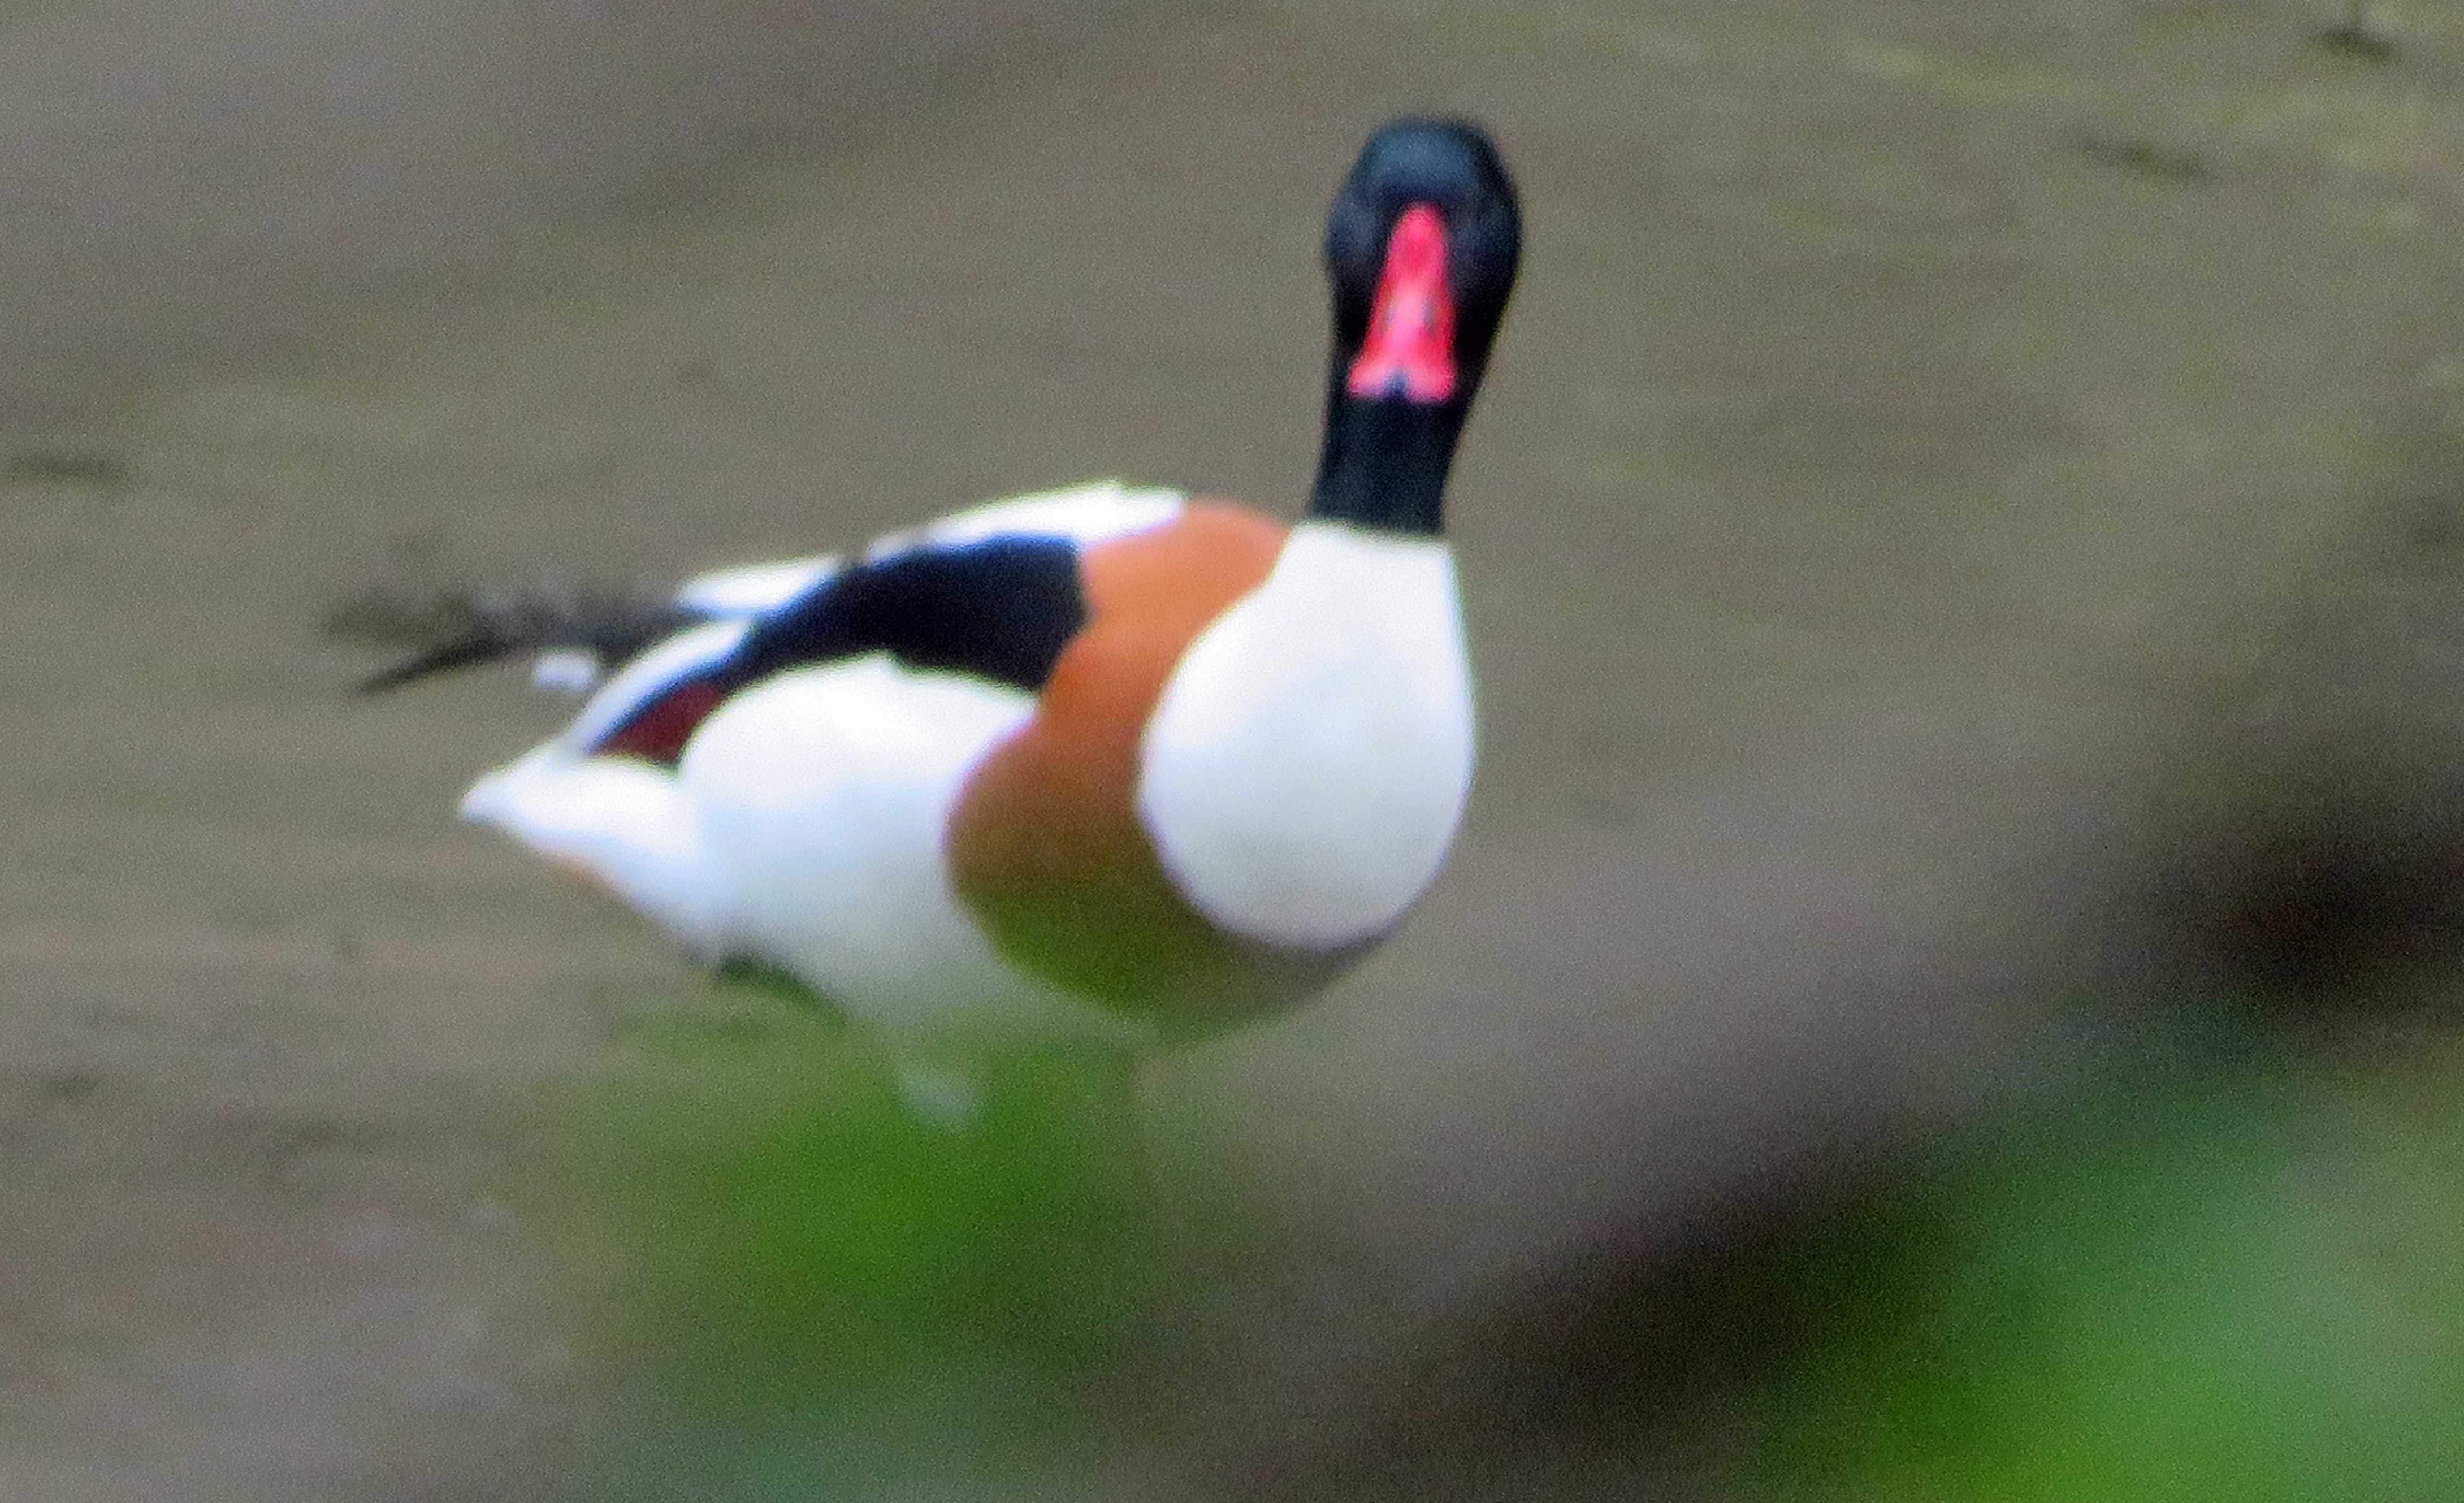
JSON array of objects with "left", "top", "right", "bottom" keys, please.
[{"left": 722, "top": 535, "right": 1088, "bottom": 695}]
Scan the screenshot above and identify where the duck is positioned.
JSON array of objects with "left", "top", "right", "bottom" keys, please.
[{"left": 362, "top": 118, "right": 1523, "bottom": 1048}]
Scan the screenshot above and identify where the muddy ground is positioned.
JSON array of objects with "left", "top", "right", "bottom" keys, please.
[{"left": 7, "top": 2, "right": 2464, "bottom": 1498}]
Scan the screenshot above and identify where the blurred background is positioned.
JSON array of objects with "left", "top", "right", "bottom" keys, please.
[{"left": 6, "top": 1, "right": 2464, "bottom": 1498}]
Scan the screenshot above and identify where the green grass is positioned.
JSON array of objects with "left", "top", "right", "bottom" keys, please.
[
  {"left": 536, "top": 1017, "right": 1158, "bottom": 1379},
  {"left": 1756, "top": 1047, "right": 2464, "bottom": 1503},
  {"left": 504, "top": 998, "right": 1197, "bottom": 1496},
  {"left": 506, "top": 980, "right": 2464, "bottom": 1502}
]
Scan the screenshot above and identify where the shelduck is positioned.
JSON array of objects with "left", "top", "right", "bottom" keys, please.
[{"left": 366, "top": 118, "right": 1523, "bottom": 1046}]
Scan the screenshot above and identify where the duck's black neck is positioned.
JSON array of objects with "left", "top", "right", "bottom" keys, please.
[{"left": 1305, "top": 387, "right": 1472, "bottom": 536}]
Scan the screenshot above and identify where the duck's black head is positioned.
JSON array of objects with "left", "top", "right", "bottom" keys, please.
[{"left": 1310, "top": 118, "right": 1522, "bottom": 535}]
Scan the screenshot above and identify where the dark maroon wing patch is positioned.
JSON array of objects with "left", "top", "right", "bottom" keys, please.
[{"left": 591, "top": 679, "right": 728, "bottom": 765}]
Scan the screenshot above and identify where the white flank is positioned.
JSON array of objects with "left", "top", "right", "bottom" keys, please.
[
  {"left": 675, "top": 655, "right": 1140, "bottom": 1039},
  {"left": 1137, "top": 523, "right": 1474, "bottom": 951}
]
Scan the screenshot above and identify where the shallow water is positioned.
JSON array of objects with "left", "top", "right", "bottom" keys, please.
[{"left": 8, "top": 1, "right": 2464, "bottom": 1497}]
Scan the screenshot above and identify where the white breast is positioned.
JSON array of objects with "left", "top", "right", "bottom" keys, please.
[{"left": 1135, "top": 523, "right": 1474, "bottom": 951}]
